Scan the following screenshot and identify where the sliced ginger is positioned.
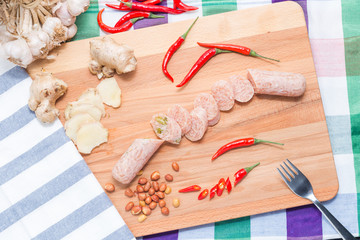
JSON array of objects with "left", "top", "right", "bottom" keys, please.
[
  {"left": 76, "top": 122, "right": 108, "bottom": 154},
  {"left": 65, "top": 113, "right": 96, "bottom": 142},
  {"left": 96, "top": 77, "right": 122, "bottom": 108},
  {"left": 65, "top": 102, "right": 103, "bottom": 121}
]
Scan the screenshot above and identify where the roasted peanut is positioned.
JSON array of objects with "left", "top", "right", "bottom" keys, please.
[
  {"left": 172, "top": 162, "right": 179, "bottom": 172},
  {"left": 165, "top": 174, "right": 173, "bottom": 182},
  {"left": 161, "top": 207, "right": 169, "bottom": 216},
  {"left": 148, "top": 187, "right": 155, "bottom": 196},
  {"left": 138, "top": 214, "right": 147, "bottom": 223},
  {"left": 172, "top": 198, "right": 180, "bottom": 208},
  {"left": 145, "top": 196, "right": 152, "bottom": 205},
  {"left": 142, "top": 206, "right": 151, "bottom": 216},
  {"left": 151, "top": 194, "right": 159, "bottom": 203},
  {"left": 138, "top": 193, "right": 146, "bottom": 201},
  {"left": 104, "top": 183, "right": 115, "bottom": 192},
  {"left": 131, "top": 205, "right": 141, "bottom": 215},
  {"left": 125, "top": 188, "right": 134, "bottom": 198},
  {"left": 165, "top": 186, "right": 172, "bottom": 194},
  {"left": 159, "top": 182, "right": 167, "bottom": 192},
  {"left": 150, "top": 171, "right": 160, "bottom": 181},
  {"left": 136, "top": 170, "right": 143, "bottom": 176},
  {"left": 138, "top": 177, "right": 147, "bottom": 185},
  {"left": 149, "top": 201, "right": 157, "bottom": 210},
  {"left": 139, "top": 200, "right": 146, "bottom": 207},
  {"left": 125, "top": 201, "right": 134, "bottom": 211},
  {"left": 143, "top": 182, "right": 151, "bottom": 192},
  {"left": 136, "top": 185, "right": 144, "bottom": 193},
  {"left": 156, "top": 191, "right": 165, "bottom": 199},
  {"left": 152, "top": 181, "right": 160, "bottom": 191},
  {"left": 159, "top": 199, "right": 166, "bottom": 208}
]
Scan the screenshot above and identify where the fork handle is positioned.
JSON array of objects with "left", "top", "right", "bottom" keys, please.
[{"left": 313, "top": 199, "right": 355, "bottom": 240}]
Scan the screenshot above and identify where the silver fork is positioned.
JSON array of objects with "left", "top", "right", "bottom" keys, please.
[{"left": 277, "top": 159, "right": 355, "bottom": 240}]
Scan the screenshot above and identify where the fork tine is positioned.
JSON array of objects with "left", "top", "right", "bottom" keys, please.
[
  {"left": 286, "top": 159, "right": 299, "bottom": 174},
  {"left": 283, "top": 161, "right": 297, "bottom": 177},
  {"left": 277, "top": 168, "right": 290, "bottom": 184},
  {"left": 280, "top": 164, "right": 293, "bottom": 180}
]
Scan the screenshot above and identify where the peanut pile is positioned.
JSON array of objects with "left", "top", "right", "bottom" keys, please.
[{"left": 123, "top": 162, "right": 180, "bottom": 223}]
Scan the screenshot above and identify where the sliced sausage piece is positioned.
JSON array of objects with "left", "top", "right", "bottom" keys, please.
[
  {"left": 229, "top": 75, "right": 254, "bottom": 103},
  {"left": 150, "top": 113, "right": 182, "bottom": 144},
  {"left": 211, "top": 80, "right": 235, "bottom": 111},
  {"left": 247, "top": 69, "right": 306, "bottom": 97},
  {"left": 185, "top": 107, "right": 208, "bottom": 142},
  {"left": 167, "top": 104, "right": 192, "bottom": 136},
  {"left": 112, "top": 139, "right": 164, "bottom": 184},
  {"left": 194, "top": 93, "right": 220, "bottom": 126}
]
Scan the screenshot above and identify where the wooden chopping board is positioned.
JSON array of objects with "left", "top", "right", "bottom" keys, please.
[{"left": 27, "top": 1, "right": 338, "bottom": 237}]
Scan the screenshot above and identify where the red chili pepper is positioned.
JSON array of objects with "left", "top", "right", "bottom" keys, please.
[
  {"left": 211, "top": 138, "right": 284, "bottom": 161},
  {"left": 197, "top": 42, "right": 280, "bottom": 62},
  {"left": 176, "top": 48, "right": 230, "bottom": 87},
  {"left": 198, "top": 189, "right": 209, "bottom": 200},
  {"left": 216, "top": 178, "right": 226, "bottom": 196},
  {"left": 234, "top": 162, "right": 260, "bottom": 186},
  {"left": 114, "top": 11, "right": 164, "bottom": 28},
  {"left": 120, "top": 1, "right": 184, "bottom": 14},
  {"left": 107, "top": 0, "right": 162, "bottom": 10},
  {"left": 178, "top": 185, "right": 201, "bottom": 193},
  {"left": 143, "top": 0, "right": 163, "bottom": 4},
  {"left": 97, "top": 9, "right": 144, "bottom": 33},
  {"left": 162, "top": 17, "right": 198, "bottom": 82},
  {"left": 225, "top": 177, "right": 232, "bottom": 193},
  {"left": 209, "top": 184, "right": 218, "bottom": 200},
  {"left": 173, "top": 0, "right": 198, "bottom": 11}
]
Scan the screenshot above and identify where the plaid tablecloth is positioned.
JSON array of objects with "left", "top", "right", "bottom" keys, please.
[{"left": 73, "top": 0, "right": 360, "bottom": 239}]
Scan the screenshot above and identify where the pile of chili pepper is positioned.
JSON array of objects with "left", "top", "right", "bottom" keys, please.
[
  {"left": 178, "top": 162, "right": 260, "bottom": 201},
  {"left": 98, "top": 0, "right": 198, "bottom": 34},
  {"left": 211, "top": 137, "right": 284, "bottom": 161}
]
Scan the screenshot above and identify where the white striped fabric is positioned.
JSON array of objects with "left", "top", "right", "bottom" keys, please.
[{"left": 0, "top": 59, "right": 135, "bottom": 240}]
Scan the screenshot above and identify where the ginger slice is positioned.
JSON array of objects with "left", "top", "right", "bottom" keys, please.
[
  {"left": 64, "top": 102, "right": 103, "bottom": 121},
  {"left": 96, "top": 77, "right": 122, "bottom": 108},
  {"left": 77, "top": 88, "right": 105, "bottom": 115},
  {"left": 75, "top": 122, "right": 108, "bottom": 154},
  {"left": 65, "top": 113, "right": 96, "bottom": 141}
]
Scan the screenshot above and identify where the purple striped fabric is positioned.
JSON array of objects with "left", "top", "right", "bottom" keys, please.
[
  {"left": 272, "top": 0, "right": 308, "bottom": 26},
  {"left": 133, "top": 0, "right": 169, "bottom": 29},
  {"left": 142, "top": 230, "right": 178, "bottom": 240},
  {"left": 286, "top": 205, "right": 322, "bottom": 239}
]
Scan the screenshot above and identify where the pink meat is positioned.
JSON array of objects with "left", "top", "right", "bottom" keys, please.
[
  {"left": 247, "top": 69, "right": 306, "bottom": 97},
  {"left": 150, "top": 113, "right": 182, "bottom": 144},
  {"left": 167, "top": 104, "right": 192, "bottom": 136},
  {"left": 229, "top": 75, "right": 254, "bottom": 103},
  {"left": 211, "top": 80, "right": 235, "bottom": 111},
  {"left": 185, "top": 107, "right": 208, "bottom": 142},
  {"left": 112, "top": 139, "right": 164, "bottom": 184},
  {"left": 194, "top": 93, "right": 220, "bottom": 126}
]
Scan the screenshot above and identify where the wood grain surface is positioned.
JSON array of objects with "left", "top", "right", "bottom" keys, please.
[{"left": 27, "top": 1, "right": 338, "bottom": 237}]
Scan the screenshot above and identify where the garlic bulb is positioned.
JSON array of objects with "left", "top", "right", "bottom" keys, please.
[
  {"left": 55, "top": 2, "right": 76, "bottom": 26},
  {"left": 42, "top": 17, "right": 68, "bottom": 47},
  {"left": 67, "top": 0, "right": 90, "bottom": 17},
  {"left": 2, "top": 38, "right": 34, "bottom": 67}
]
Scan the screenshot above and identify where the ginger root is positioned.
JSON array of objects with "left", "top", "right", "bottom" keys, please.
[
  {"left": 28, "top": 71, "right": 68, "bottom": 123},
  {"left": 89, "top": 37, "right": 137, "bottom": 79}
]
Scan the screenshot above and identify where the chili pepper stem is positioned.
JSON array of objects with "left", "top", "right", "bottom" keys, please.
[
  {"left": 244, "top": 162, "right": 260, "bottom": 173},
  {"left": 181, "top": 17, "right": 199, "bottom": 39},
  {"left": 215, "top": 48, "right": 232, "bottom": 54},
  {"left": 249, "top": 50, "right": 280, "bottom": 62},
  {"left": 149, "top": 13, "right": 165, "bottom": 18},
  {"left": 254, "top": 138, "right": 284, "bottom": 146}
]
